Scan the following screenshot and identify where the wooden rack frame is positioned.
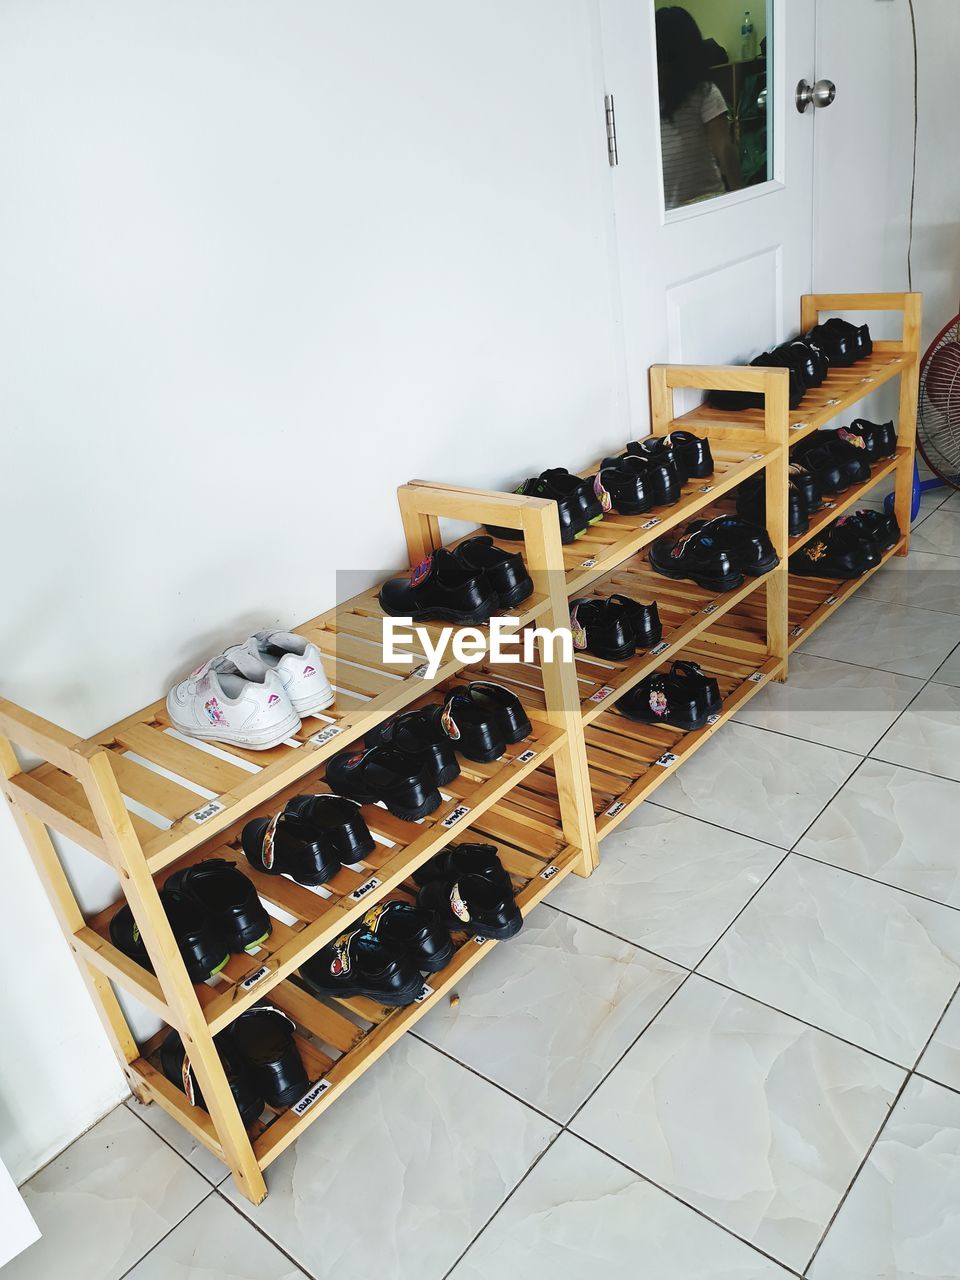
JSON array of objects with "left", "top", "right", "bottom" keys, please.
[
  {"left": 1, "top": 290, "right": 918, "bottom": 1206},
  {"left": 0, "top": 481, "right": 595, "bottom": 1205}
]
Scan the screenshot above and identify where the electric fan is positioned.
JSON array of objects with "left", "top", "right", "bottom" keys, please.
[{"left": 917, "top": 313, "right": 960, "bottom": 488}]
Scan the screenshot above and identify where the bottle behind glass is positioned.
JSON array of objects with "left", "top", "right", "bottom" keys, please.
[{"left": 740, "top": 10, "right": 756, "bottom": 60}]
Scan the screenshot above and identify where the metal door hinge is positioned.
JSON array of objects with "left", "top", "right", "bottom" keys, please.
[{"left": 604, "top": 94, "right": 618, "bottom": 166}]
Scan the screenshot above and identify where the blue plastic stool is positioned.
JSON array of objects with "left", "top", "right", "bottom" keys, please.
[{"left": 883, "top": 457, "right": 948, "bottom": 521}]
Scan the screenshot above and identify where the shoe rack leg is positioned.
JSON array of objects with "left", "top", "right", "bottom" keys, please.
[
  {"left": 521, "top": 504, "right": 599, "bottom": 876},
  {"left": 77, "top": 748, "right": 268, "bottom": 1205},
  {"left": 763, "top": 368, "right": 791, "bottom": 681},
  {"left": 895, "top": 293, "right": 923, "bottom": 555}
]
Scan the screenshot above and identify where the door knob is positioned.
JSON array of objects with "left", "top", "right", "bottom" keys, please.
[{"left": 796, "top": 78, "right": 837, "bottom": 113}]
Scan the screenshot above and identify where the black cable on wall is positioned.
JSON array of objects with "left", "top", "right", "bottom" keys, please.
[{"left": 906, "top": 0, "right": 918, "bottom": 291}]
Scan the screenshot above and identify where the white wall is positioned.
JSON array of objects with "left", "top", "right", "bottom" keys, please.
[
  {"left": 814, "top": 0, "right": 960, "bottom": 349},
  {"left": 0, "top": 0, "right": 631, "bottom": 1183}
]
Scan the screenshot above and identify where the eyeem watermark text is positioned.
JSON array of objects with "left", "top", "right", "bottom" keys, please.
[{"left": 383, "top": 617, "right": 572, "bottom": 679}]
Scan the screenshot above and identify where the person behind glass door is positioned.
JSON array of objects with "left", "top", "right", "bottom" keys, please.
[{"left": 656, "top": 6, "right": 743, "bottom": 210}]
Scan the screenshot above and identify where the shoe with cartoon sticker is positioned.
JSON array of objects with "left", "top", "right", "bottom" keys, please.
[
  {"left": 160, "top": 1028, "right": 264, "bottom": 1128},
  {"left": 166, "top": 649, "right": 301, "bottom": 751},
  {"left": 539, "top": 468, "right": 605, "bottom": 527},
  {"left": 417, "top": 869, "right": 523, "bottom": 941},
  {"left": 452, "top": 536, "right": 535, "bottom": 611},
  {"left": 413, "top": 842, "right": 513, "bottom": 894},
  {"left": 588, "top": 462, "right": 655, "bottom": 516},
  {"left": 364, "top": 706, "right": 460, "bottom": 788},
  {"left": 241, "top": 803, "right": 344, "bottom": 886},
  {"left": 378, "top": 547, "right": 499, "bottom": 624},
  {"left": 359, "top": 899, "right": 454, "bottom": 972},
  {"left": 684, "top": 516, "right": 780, "bottom": 577},
  {"left": 669, "top": 660, "right": 721, "bottom": 718},
  {"left": 485, "top": 477, "right": 588, "bottom": 545},
  {"left": 616, "top": 671, "right": 709, "bottom": 731},
  {"left": 230, "top": 1006, "right": 310, "bottom": 1109},
  {"left": 648, "top": 522, "right": 745, "bottom": 593},
  {"left": 789, "top": 524, "right": 872, "bottom": 579},
  {"left": 109, "top": 889, "right": 230, "bottom": 983},
  {"left": 569, "top": 597, "right": 638, "bottom": 662},
  {"left": 325, "top": 742, "right": 441, "bottom": 821},
  {"left": 164, "top": 859, "right": 272, "bottom": 955},
  {"left": 229, "top": 631, "right": 333, "bottom": 718},
  {"left": 300, "top": 929, "right": 427, "bottom": 1006},
  {"left": 848, "top": 417, "right": 896, "bottom": 458},
  {"left": 613, "top": 450, "right": 681, "bottom": 507}
]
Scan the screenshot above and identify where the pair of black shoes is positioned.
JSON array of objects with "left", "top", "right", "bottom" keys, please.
[
  {"left": 618, "top": 661, "right": 721, "bottom": 731},
  {"left": 486, "top": 470, "right": 603, "bottom": 545},
  {"left": 649, "top": 516, "right": 779, "bottom": 593},
  {"left": 605, "top": 433, "right": 713, "bottom": 509},
  {"left": 378, "top": 538, "right": 533, "bottom": 625},
  {"left": 836, "top": 418, "right": 898, "bottom": 462},
  {"left": 242, "top": 794, "right": 375, "bottom": 886},
  {"left": 793, "top": 430, "right": 873, "bottom": 495},
  {"left": 569, "top": 595, "right": 662, "bottom": 662},
  {"left": 737, "top": 464, "right": 825, "bottom": 538},
  {"left": 299, "top": 845, "right": 522, "bottom": 1006},
  {"left": 790, "top": 509, "right": 901, "bottom": 579},
  {"left": 708, "top": 343, "right": 818, "bottom": 412},
  {"left": 110, "top": 860, "right": 272, "bottom": 983},
  {"left": 324, "top": 682, "right": 532, "bottom": 820},
  {"left": 808, "top": 318, "right": 872, "bottom": 368},
  {"left": 161, "top": 1006, "right": 309, "bottom": 1123}
]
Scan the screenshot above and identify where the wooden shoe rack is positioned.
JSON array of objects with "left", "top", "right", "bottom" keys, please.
[{"left": 0, "top": 291, "right": 917, "bottom": 1204}]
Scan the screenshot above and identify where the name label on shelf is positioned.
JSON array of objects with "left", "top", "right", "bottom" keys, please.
[
  {"left": 441, "top": 805, "right": 471, "bottom": 828},
  {"left": 239, "top": 965, "right": 271, "bottom": 992},
  {"left": 515, "top": 748, "right": 537, "bottom": 764},
  {"left": 792, "top": 423, "right": 809, "bottom": 431},
  {"left": 540, "top": 864, "right": 560, "bottom": 881},
  {"left": 823, "top": 594, "right": 839, "bottom": 605},
  {"left": 292, "top": 1080, "right": 331, "bottom": 1117},
  {"left": 825, "top": 398, "right": 841, "bottom": 406},
  {"left": 790, "top": 625, "right": 805, "bottom": 637},
  {"left": 706, "top": 714, "right": 720, "bottom": 725},
  {"left": 650, "top": 641, "right": 669, "bottom": 655},
  {"left": 749, "top": 671, "right": 765, "bottom": 682},
  {"left": 860, "top": 376, "right": 875, "bottom": 384},
  {"left": 190, "top": 799, "right": 225, "bottom": 825},
  {"left": 698, "top": 484, "right": 715, "bottom": 493},
  {"left": 641, "top": 517, "right": 661, "bottom": 529},
  {"left": 474, "top": 935, "right": 489, "bottom": 946},
  {"left": 605, "top": 800, "right": 626, "bottom": 817},
  {"left": 589, "top": 685, "right": 616, "bottom": 703},
  {"left": 414, "top": 983, "right": 434, "bottom": 1004},
  {"left": 823, "top": 501, "right": 836, "bottom": 509},
  {"left": 702, "top": 602, "right": 719, "bottom": 615},
  {"left": 655, "top": 752, "right": 678, "bottom": 768},
  {"left": 411, "top": 663, "right": 431, "bottom": 679},
  {"left": 748, "top": 452, "right": 764, "bottom": 460},
  {"left": 348, "top": 876, "right": 382, "bottom": 901},
  {"left": 580, "top": 557, "right": 597, "bottom": 569},
  {"left": 310, "top": 725, "right": 343, "bottom": 748}
]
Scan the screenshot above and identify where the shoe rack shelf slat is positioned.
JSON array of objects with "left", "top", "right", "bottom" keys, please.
[{"left": 0, "top": 481, "right": 596, "bottom": 1206}]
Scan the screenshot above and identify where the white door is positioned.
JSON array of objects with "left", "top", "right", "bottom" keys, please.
[{"left": 596, "top": 0, "right": 820, "bottom": 427}]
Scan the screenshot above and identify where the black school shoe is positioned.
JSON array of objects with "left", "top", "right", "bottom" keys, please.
[
  {"left": 847, "top": 417, "right": 897, "bottom": 459},
  {"left": 110, "top": 890, "right": 229, "bottom": 983},
  {"left": 608, "top": 594, "right": 662, "bottom": 648},
  {"left": 441, "top": 682, "right": 532, "bottom": 762},
  {"left": 378, "top": 548, "right": 497, "bottom": 624},
  {"left": 789, "top": 524, "right": 873, "bottom": 579},
  {"left": 625, "top": 436, "right": 688, "bottom": 485},
  {"left": 790, "top": 441, "right": 850, "bottom": 495},
  {"left": 453, "top": 536, "right": 534, "bottom": 610},
  {"left": 160, "top": 1028, "right": 264, "bottom": 1128},
  {"left": 540, "top": 468, "right": 604, "bottom": 528},
  {"left": 613, "top": 451, "right": 681, "bottom": 507},
  {"left": 838, "top": 507, "right": 901, "bottom": 552},
  {"left": 685, "top": 516, "right": 780, "bottom": 577},
  {"left": 835, "top": 421, "right": 883, "bottom": 464},
  {"left": 790, "top": 462, "right": 824, "bottom": 513},
  {"left": 165, "top": 859, "right": 271, "bottom": 955},
  {"left": 618, "top": 666, "right": 715, "bottom": 731},
  {"left": 413, "top": 842, "right": 513, "bottom": 893},
  {"left": 815, "top": 317, "right": 872, "bottom": 362},
  {"left": 326, "top": 743, "right": 440, "bottom": 821},
  {"left": 359, "top": 899, "right": 453, "bottom": 973},
  {"left": 570, "top": 597, "right": 637, "bottom": 662},
  {"left": 590, "top": 461, "right": 654, "bottom": 515},
  {"left": 231, "top": 1006, "right": 309, "bottom": 1110},
  {"left": 775, "top": 338, "right": 828, "bottom": 389},
  {"left": 649, "top": 522, "right": 744, "bottom": 593},
  {"left": 300, "top": 929, "right": 426, "bottom": 1006},
  {"left": 708, "top": 354, "right": 805, "bottom": 412},
  {"left": 365, "top": 706, "right": 460, "bottom": 787},
  {"left": 668, "top": 431, "right": 714, "bottom": 479},
  {"left": 417, "top": 869, "right": 523, "bottom": 940},
  {"left": 798, "top": 434, "right": 872, "bottom": 487},
  {"left": 242, "top": 794, "right": 373, "bottom": 887},
  {"left": 737, "top": 473, "right": 809, "bottom": 538},
  {"left": 485, "top": 476, "right": 587, "bottom": 544}
]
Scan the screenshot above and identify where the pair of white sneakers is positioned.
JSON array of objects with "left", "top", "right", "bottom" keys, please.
[{"left": 166, "top": 631, "right": 334, "bottom": 751}]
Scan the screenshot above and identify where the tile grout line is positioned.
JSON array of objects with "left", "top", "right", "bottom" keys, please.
[{"left": 115, "top": 1187, "right": 218, "bottom": 1280}]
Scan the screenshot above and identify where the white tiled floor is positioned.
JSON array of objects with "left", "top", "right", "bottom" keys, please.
[{"left": 11, "top": 480, "right": 960, "bottom": 1280}]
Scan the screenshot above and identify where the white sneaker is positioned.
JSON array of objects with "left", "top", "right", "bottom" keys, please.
[
  {"left": 231, "top": 631, "right": 334, "bottom": 718},
  {"left": 166, "top": 650, "right": 302, "bottom": 750}
]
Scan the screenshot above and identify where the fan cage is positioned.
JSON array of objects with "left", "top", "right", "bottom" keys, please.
[{"left": 917, "top": 313, "right": 960, "bottom": 488}]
